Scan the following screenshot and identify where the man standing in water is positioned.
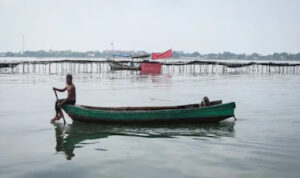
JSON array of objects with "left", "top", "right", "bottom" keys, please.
[{"left": 51, "top": 74, "right": 76, "bottom": 123}]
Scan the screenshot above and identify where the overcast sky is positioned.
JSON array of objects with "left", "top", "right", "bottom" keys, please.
[{"left": 0, "top": 0, "right": 299, "bottom": 54}]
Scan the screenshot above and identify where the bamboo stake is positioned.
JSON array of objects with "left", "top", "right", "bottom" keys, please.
[{"left": 53, "top": 90, "right": 66, "bottom": 124}]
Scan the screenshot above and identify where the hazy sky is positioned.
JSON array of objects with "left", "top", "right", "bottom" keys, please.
[{"left": 0, "top": 0, "right": 299, "bottom": 54}]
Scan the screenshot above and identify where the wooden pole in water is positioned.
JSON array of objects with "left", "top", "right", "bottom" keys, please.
[{"left": 53, "top": 90, "right": 66, "bottom": 124}]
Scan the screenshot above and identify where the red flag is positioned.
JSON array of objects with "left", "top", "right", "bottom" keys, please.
[{"left": 152, "top": 49, "right": 173, "bottom": 60}]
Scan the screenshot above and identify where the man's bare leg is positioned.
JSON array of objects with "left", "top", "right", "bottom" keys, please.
[
  {"left": 56, "top": 111, "right": 63, "bottom": 120},
  {"left": 51, "top": 112, "right": 58, "bottom": 123},
  {"left": 51, "top": 111, "right": 62, "bottom": 123}
]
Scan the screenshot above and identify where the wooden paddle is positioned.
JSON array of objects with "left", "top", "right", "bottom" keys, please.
[{"left": 53, "top": 89, "right": 66, "bottom": 124}]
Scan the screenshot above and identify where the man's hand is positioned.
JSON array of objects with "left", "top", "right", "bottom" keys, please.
[
  {"left": 53, "top": 87, "right": 57, "bottom": 91},
  {"left": 58, "top": 102, "right": 63, "bottom": 108}
]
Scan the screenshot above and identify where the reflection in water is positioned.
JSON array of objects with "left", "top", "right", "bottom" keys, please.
[{"left": 54, "top": 121, "right": 235, "bottom": 160}]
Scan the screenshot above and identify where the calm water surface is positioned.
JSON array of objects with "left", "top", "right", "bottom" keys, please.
[{"left": 0, "top": 71, "right": 300, "bottom": 178}]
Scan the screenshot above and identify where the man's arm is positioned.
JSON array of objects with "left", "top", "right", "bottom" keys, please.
[{"left": 53, "top": 87, "right": 67, "bottom": 92}]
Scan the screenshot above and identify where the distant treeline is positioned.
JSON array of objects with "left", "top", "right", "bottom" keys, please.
[{"left": 1, "top": 50, "right": 300, "bottom": 60}]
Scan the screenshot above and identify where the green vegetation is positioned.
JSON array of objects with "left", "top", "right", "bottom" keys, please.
[{"left": 1, "top": 50, "right": 300, "bottom": 60}]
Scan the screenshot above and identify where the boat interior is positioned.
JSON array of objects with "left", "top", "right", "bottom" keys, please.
[{"left": 77, "top": 100, "right": 223, "bottom": 111}]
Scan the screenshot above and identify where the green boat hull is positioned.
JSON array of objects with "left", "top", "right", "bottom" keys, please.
[{"left": 63, "top": 102, "right": 236, "bottom": 123}]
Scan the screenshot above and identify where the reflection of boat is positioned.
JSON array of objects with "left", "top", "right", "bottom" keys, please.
[
  {"left": 54, "top": 121, "right": 235, "bottom": 160},
  {"left": 62, "top": 102, "right": 236, "bottom": 123},
  {"left": 109, "top": 61, "right": 141, "bottom": 70}
]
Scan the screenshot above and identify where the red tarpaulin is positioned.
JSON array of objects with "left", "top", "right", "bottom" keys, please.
[
  {"left": 141, "top": 62, "right": 162, "bottom": 74},
  {"left": 152, "top": 49, "right": 173, "bottom": 60}
]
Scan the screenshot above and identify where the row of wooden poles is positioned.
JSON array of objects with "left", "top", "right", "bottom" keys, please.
[{"left": 0, "top": 60, "right": 300, "bottom": 74}]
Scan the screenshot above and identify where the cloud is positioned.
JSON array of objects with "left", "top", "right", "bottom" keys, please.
[
  {"left": 1, "top": 0, "right": 18, "bottom": 6},
  {"left": 0, "top": 0, "right": 299, "bottom": 53}
]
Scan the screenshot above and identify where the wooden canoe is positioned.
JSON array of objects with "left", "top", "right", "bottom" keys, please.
[
  {"left": 109, "top": 61, "right": 141, "bottom": 71},
  {"left": 62, "top": 102, "right": 236, "bottom": 123}
]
